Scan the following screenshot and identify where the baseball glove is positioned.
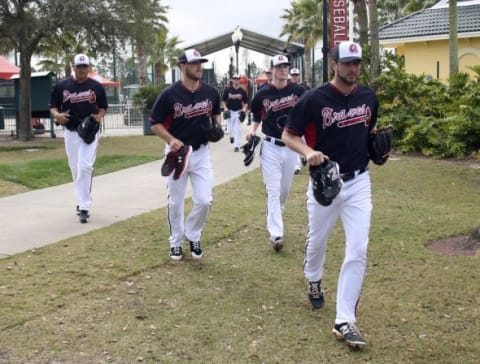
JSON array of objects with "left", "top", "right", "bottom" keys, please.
[
  {"left": 76, "top": 116, "right": 100, "bottom": 144},
  {"left": 161, "top": 145, "right": 192, "bottom": 180},
  {"left": 310, "top": 160, "right": 342, "bottom": 206},
  {"left": 207, "top": 118, "right": 224, "bottom": 142},
  {"left": 223, "top": 110, "right": 231, "bottom": 120},
  {"left": 241, "top": 135, "right": 261, "bottom": 166},
  {"left": 369, "top": 126, "right": 393, "bottom": 165},
  {"left": 239, "top": 110, "right": 246, "bottom": 123}
]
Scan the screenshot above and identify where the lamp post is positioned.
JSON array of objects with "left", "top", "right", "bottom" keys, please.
[{"left": 231, "top": 26, "right": 243, "bottom": 74}]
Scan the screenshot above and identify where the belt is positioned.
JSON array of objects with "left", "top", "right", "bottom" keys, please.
[
  {"left": 341, "top": 167, "right": 368, "bottom": 182},
  {"left": 191, "top": 143, "right": 207, "bottom": 151},
  {"left": 264, "top": 136, "right": 285, "bottom": 147}
]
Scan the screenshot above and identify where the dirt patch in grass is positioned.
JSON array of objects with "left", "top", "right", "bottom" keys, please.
[{"left": 426, "top": 234, "right": 480, "bottom": 256}]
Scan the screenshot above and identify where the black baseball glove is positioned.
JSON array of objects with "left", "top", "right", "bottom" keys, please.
[
  {"left": 369, "top": 126, "right": 393, "bottom": 165},
  {"left": 241, "top": 135, "right": 261, "bottom": 166},
  {"left": 239, "top": 110, "right": 246, "bottom": 123},
  {"left": 206, "top": 118, "right": 224, "bottom": 142},
  {"left": 223, "top": 110, "right": 231, "bottom": 120},
  {"left": 310, "top": 160, "right": 343, "bottom": 206},
  {"left": 77, "top": 116, "right": 100, "bottom": 144}
]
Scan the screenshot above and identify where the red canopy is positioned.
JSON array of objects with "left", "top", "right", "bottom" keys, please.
[
  {"left": 88, "top": 71, "right": 120, "bottom": 87},
  {"left": 0, "top": 56, "right": 20, "bottom": 79},
  {"left": 255, "top": 73, "right": 268, "bottom": 85}
]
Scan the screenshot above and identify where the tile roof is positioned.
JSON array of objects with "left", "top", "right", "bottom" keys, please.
[{"left": 379, "top": 3, "right": 480, "bottom": 41}]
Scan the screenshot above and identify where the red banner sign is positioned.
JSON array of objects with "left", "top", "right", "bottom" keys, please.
[{"left": 329, "top": 0, "right": 349, "bottom": 50}]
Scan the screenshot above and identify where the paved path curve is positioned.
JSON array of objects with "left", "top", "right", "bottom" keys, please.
[{"left": 0, "top": 130, "right": 259, "bottom": 257}]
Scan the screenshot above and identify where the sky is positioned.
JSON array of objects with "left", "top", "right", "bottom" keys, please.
[{"left": 162, "top": 0, "right": 294, "bottom": 76}]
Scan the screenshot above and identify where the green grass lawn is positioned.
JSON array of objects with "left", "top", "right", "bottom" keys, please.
[
  {"left": 0, "top": 135, "right": 164, "bottom": 196},
  {"left": 0, "top": 151, "right": 479, "bottom": 363}
]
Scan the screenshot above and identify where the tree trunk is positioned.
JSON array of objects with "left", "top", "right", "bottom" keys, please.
[
  {"left": 354, "top": 0, "right": 368, "bottom": 46},
  {"left": 368, "top": 0, "right": 380, "bottom": 80},
  {"left": 154, "top": 62, "right": 165, "bottom": 86},
  {"left": 137, "top": 39, "right": 147, "bottom": 85},
  {"left": 18, "top": 50, "right": 33, "bottom": 141},
  {"left": 304, "top": 46, "right": 313, "bottom": 87},
  {"left": 449, "top": 0, "right": 458, "bottom": 77}
]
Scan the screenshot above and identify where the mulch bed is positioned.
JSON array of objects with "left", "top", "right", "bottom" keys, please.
[{"left": 426, "top": 234, "right": 480, "bottom": 257}]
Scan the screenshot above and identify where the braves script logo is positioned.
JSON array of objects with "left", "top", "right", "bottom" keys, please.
[
  {"left": 173, "top": 100, "right": 212, "bottom": 119},
  {"left": 321, "top": 104, "right": 371, "bottom": 129},
  {"left": 63, "top": 90, "right": 96, "bottom": 104},
  {"left": 228, "top": 92, "right": 243, "bottom": 100},
  {"left": 263, "top": 94, "right": 299, "bottom": 113}
]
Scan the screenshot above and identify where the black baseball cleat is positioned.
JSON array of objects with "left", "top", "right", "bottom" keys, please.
[
  {"left": 79, "top": 210, "right": 90, "bottom": 224},
  {"left": 189, "top": 240, "right": 203, "bottom": 259},
  {"left": 307, "top": 280, "right": 324, "bottom": 309},
  {"left": 169, "top": 246, "right": 183, "bottom": 261},
  {"left": 270, "top": 237, "right": 283, "bottom": 252},
  {"left": 234, "top": 147, "right": 240, "bottom": 152},
  {"left": 230, "top": 137, "right": 234, "bottom": 144},
  {"left": 161, "top": 152, "right": 177, "bottom": 177},
  {"left": 172, "top": 145, "right": 192, "bottom": 180},
  {"left": 332, "top": 322, "right": 366, "bottom": 347}
]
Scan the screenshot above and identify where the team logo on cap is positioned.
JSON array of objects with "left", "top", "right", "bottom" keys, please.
[
  {"left": 278, "top": 55, "right": 286, "bottom": 61},
  {"left": 193, "top": 49, "right": 201, "bottom": 56},
  {"left": 349, "top": 43, "right": 359, "bottom": 54}
]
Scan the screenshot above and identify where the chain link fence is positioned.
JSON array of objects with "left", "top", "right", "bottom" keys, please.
[{"left": 0, "top": 104, "right": 146, "bottom": 137}]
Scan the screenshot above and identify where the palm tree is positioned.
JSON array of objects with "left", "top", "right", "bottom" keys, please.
[
  {"left": 368, "top": 0, "right": 380, "bottom": 80},
  {"left": 149, "top": 31, "right": 182, "bottom": 86},
  {"left": 352, "top": 0, "right": 369, "bottom": 46},
  {"left": 449, "top": 0, "right": 459, "bottom": 77},
  {"left": 281, "top": 0, "right": 323, "bottom": 86}
]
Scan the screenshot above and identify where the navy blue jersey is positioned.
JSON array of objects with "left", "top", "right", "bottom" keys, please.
[
  {"left": 285, "top": 82, "right": 379, "bottom": 173},
  {"left": 50, "top": 77, "right": 108, "bottom": 130},
  {"left": 251, "top": 82, "right": 306, "bottom": 139},
  {"left": 149, "top": 81, "right": 221, "bottom": 149},
  {"left": 222, "top": 86, "right": 247, "bottom": 111}
]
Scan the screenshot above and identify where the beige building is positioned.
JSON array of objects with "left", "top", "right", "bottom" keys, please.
[{"left": 379, "top": 0, "right": 480, "bottom": 81}]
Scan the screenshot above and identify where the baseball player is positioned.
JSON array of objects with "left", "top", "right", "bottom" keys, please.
[
  {"left": 222, "top": 74, "right": 248, "bottom": 151},
  {"left": 50, "top": 53, "right": 108, "bottom": 224},
  {"left": 282, "top": 41, "right": 379, "bottom": 348},
  {"left": 257, "top": 67, "right": 273, "bottom": 91},
  {"left": 149, "top": 49, "right": 221, "bottom": 261},
  {"left": 248, "top": 55, "right": 306, "bottom": 252}
]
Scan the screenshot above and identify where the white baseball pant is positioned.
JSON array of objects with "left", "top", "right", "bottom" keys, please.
[
  {"left": 304, "top": 170, "right": 372, "bottom": 324},
  {"left": 64, "top": 128, "right": 100, "bottom": 211},
  {"left": 227, "top": 111, "right": 242, "bottom": 148},
  {"left": 165, "top": 144, "right": 213, "bottom": 247},
  {"left": 260, "top": 138, "right": 298, "bottom": 240}
]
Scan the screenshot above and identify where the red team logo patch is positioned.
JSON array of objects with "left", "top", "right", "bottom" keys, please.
[{"left": 349, "top": 43, "right": 359, "bottom": 54}]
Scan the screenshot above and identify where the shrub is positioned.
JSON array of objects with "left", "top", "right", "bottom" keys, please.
[
  {"left": 133, "top": 83, "right": 167, "bottom": 112},
  {"left": 373, "top": 52, "right": 480, "bottom": 158}
]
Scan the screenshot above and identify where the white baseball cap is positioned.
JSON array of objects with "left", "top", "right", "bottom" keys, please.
[
  {"left": 270, "top": 55, "right": 290, "bottom": 67},
  {"left": 332, "top": 41, "right": 362, "bottom": 62},
  {"left": 290, "top": 68, "right": 300, "bottom": 75},
  {"left": 232, "top": 74, "right": 240, "bottom": 79},
  {"left": 73, "top": 54, "right": 90, "bottom": 66},
  {"left": 177, "top": 49, "right": 208, "bottom": 64}
]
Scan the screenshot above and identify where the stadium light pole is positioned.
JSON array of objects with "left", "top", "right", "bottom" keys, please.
[{"left": 232, "top": 26, "right": 243, "bottom": 74}]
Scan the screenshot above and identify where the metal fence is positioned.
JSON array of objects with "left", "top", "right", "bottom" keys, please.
[{"left": 0, "top": 103, "right": 146, "bottom": 137}]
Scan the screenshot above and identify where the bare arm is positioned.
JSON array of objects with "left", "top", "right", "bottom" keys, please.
[
  {"left": 281, "top": 130, "right": 328, "bottom": 167},
  {"left": 151, "top": 123, "right": 183, "bottom": 152},
  {"left": 50, "top": 107, "right": 70, "bottom": 125}
]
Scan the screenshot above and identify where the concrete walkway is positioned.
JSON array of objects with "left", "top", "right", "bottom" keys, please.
[{"left": 0, "top": 130, "right": 259, "bottom": 257}]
